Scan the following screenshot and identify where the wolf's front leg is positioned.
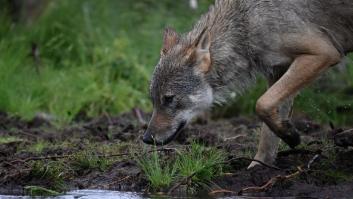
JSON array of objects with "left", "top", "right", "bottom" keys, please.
[
  {"left": 255, "top": 35, "right": 341, "bottom": 149},
  {"left": 248, "top": 97, "right": 293, "bottom": 169}
]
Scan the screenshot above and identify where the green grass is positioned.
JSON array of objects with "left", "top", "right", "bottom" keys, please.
[
  {"left": 26, "top": 147, "right": 113, "bottom": 193},
  {"left": 70, "top": 150, "right": 112, "bottom": 173},
  {"left": 135, "top": 143, "right": 226, "bottom": 193},
  {"left": 135, "top": 148, "right": 177, "bottom": 191},
  {"left": 294, "top": 62, "right": 353, "bottom": 125},
  {"left": 24, "top": 186, "right": 60, "bottom": 196},
  {"left": 176, "top": 143, "right": 225, "bottom": 182},
  {"left": 29, "top": 161, "right": 66, "bottom": 192},
  {"left": 0, "top": 136, "right": 23, "bottom": 144},
  {"left": 226, "top": 59, "right": 353, "bottom": 125},
  {"left": 28, "top": 140, "right": 49, "bottom": 153},
  {"left": 175, "top": 143, "right": 226, "bottom": 193},
  {"left": 0, "top": 0, "right": 212, "bottom": 123}
]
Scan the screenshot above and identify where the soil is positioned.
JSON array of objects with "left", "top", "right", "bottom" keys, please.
[{"left": 0, "top": 110, "right": 352, "bottom": 198}]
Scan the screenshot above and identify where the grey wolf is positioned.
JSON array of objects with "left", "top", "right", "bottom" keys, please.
[{"left": 143, "top": 0, "right": 353, "bottom": 168}]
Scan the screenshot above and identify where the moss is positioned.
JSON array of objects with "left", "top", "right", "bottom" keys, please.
[
  {"left": 0, "top": 136, "right": 23, "bottom": 144},
  {"left": 28, "top": 140, "right": 49, "bottom": 153},
  {"left": 29, "top": 161, "right": 66, "bottom": 192},
  {"left": 70, "top": 150, "right": 112, "bottom": 173},
  {"left": 24, "top": 186, "right": 60, "bottom": 196}
]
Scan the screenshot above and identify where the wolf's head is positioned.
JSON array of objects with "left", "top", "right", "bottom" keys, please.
[{"left": 143, "top": 28, "right": 213, "bottom": 145}]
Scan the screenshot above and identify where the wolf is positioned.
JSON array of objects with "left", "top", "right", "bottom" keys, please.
[{"left": 143, "top": 0, "right": 353, "bottom": 168}]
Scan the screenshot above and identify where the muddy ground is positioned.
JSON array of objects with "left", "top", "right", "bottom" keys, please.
[{"left": 0, "top": 110, "right": 353, "bottom": 198}]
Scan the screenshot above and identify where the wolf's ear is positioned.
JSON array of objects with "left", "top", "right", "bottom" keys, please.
[
  {"left": 193, "top": 30, "right": 211, "bottom": 73},
  {"left": 161, "top": 27, "right": 179, "bottom": 56}
]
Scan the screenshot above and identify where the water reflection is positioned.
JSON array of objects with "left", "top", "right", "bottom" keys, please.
[{"left": 0, "top": 189, "right": 300, "bottom": 199}]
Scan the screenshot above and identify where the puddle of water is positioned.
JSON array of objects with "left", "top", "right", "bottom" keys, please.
[
  {"left": 1, "top": 190, "right": 144, "bottom": 199},
  {"left": 0, "top": 189, "right": 299, "bottom": 199}
]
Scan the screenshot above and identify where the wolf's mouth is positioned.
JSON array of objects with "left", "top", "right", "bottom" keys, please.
[{"left": 154, "top": 121, "right": 186, "bottom": 146}]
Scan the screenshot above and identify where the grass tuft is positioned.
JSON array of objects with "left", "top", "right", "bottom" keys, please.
[
  {"left": 29, "top": 161, "right": 65, "bottom": 192},
  {"left": 28, "top": 140, "right": 49, "bottom": 154},
  {"left": 135, "top": 148, "right": 176, "bottom": 191},
  {"left": 70, "top": 150, "right": 112, "bottom": 173},
  {"left": 136, "top": 143, "right": 226, "bottom": 193},
  {"left": 176, "top": 143, "right": 225, "bottom": 183}
]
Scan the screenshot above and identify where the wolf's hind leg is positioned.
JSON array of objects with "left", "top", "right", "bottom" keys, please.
[{"left": 248, "top": 97, "right": 294, "bottom": 169}]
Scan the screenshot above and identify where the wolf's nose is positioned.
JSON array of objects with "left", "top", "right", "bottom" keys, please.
[{"left": 142, "top": 131, "right": 154, "bottom": 145}]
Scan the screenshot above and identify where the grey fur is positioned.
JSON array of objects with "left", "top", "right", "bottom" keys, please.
[
  {"left": 186, "top": 0, "right": 353, "bottom": 102},
  {"left": 145, "top": 0, "right": 353, "bottom": 145}
]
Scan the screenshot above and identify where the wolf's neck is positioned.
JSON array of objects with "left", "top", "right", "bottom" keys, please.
[{"left": 188, "top": 0, "right": 257, "bottom": 103}]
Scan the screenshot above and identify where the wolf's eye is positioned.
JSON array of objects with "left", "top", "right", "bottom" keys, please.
[{"left": 163, "top": 95, "right": 175, "bottom": 106}]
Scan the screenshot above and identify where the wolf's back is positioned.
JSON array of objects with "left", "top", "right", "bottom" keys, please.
[
  {"left": 310, "top": 0, "right": 353, "bottom": 53},
  {"left": 248, "top": 0, "right": 353, "bottom": 53}
]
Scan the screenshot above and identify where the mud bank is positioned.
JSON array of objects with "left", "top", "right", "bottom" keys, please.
[{"left": 0, "top": 110, "right": 352, "bottom": 198}]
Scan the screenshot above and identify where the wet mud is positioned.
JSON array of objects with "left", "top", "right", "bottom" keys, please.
[{"left": 0, "top": 110, "right": 352, "bottom": 198}]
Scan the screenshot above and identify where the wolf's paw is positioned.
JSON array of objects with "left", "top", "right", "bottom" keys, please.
[
  {"left": 247, "top": 161, "right": 261, "bottom": 169},
  {"left": 281, "top": 121, "right": 301, "bottom": 148},
  {"left": 247, "top": 154, "right": 275, "bottom": 170}
]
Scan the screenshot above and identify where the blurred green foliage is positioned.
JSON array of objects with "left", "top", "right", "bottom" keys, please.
[
  {"left": 0, "top": 0, "right": 352, "bottom": 125},
  {"left": 0, "top": 0, "right": 211, "bottom": 123}
]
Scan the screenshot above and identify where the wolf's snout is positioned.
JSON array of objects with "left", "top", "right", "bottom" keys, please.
[
  {"left": 142, "top": 129, "right": 154, "bottom": 145},
  {"left": 142, "top": 120, "right": 187, "bottom": 146}
]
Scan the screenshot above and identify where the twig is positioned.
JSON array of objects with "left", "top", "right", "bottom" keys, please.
[
  {"left": 223, "top": 134, "right": 246, "bottom": 142},
  {"left": 30, "top": 42, "right": 41, "bottom": 74},
  {"left": 168, "top": 171, "right": 198, "bottom": 194},
  {"left": 116, "top": 176, "right": 131, "bottom": 183},
  {"left": 22, "top": 154, "right": 74, "bottom": 162},
  {"left": 168, "top": 155, "right": 280, "bottom": 195},
  {"left": 167, "top": 155, "right": 281, "bottom": 194},
  {"left": 238, "top": 153, "right": 321, "bottom": 195},
  {"left": 307, "top": 154, "right": 320, "bottom": 170},
  {"left": 132, "top": 108, "right": 147, "bottom": 126},
  {"left": 101, "top": 176, "right": 132, "bottom": 188},
  {"left": 209, "top": 189, "right": 237, "bottom": 195},
  {"left": 3, "top": 161, "right": 20, "bottom": 168},
  {"left": 17, "top": 131, "right": 40, "bottom": 139},
  {"left": 239, "top": 166, "right": 304, "bottom": 195},
  {"left": 103, "top": 112, "right": 113, "bottom": 126}
]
